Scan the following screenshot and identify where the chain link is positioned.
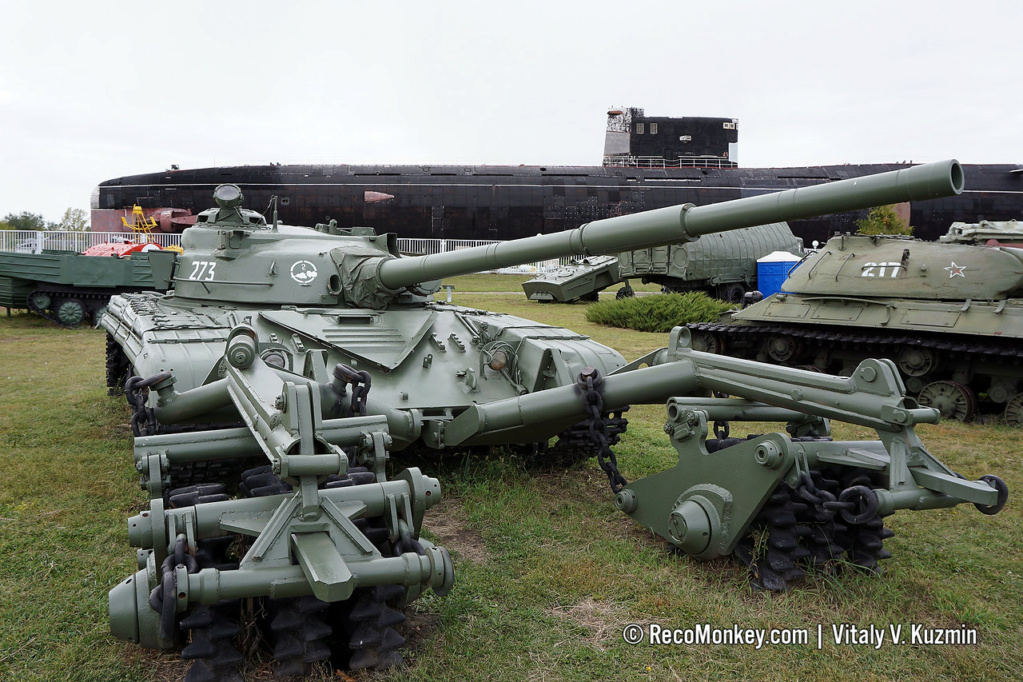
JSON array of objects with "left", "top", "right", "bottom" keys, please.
[
  {"left": 125, "top": 372, "right": 171, "bottom": 436},
  {"left": 333, "top": 364, "right": 372, "bottom": 416},
  {"left": 576, "top": 368, "right": 627, "bottom": 494},
  {"left": 148, "top": 536, "right": 198, "bottom": 641}
]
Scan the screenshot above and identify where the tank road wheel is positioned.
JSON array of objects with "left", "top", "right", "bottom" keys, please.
[
  {"left": 918, "top": 380, "right": 977, "bottom": 422},
  {"left": 896, "top": 346, "right": 939, "bottom": 377},
  {"left": 766, "top": 334, "right": 801, "bottom": 364},
  {"left": 55, "top": 298, "right": 87, "bottom": 327},
  {"left": 92, "top": 305, "right": 108, "bottom": 328},
  {"left": 1004, "top": 394, "right": 1023, "bottom": 427},
  {"left": 690, "top": 330, "right": 724, "bottom": 355},
  {"left": 26, "top": 290, "right": 51, "bottom": 314}
]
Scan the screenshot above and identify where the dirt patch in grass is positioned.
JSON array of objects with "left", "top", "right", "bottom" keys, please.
[
  {"left": 427, "top": 497, "right": 491, "bottom": 563},
  {"left": 548, "top": 597, "right": 638, "bottom": 651},
  {"left": 401, "top": 607, "right": 443, "bottom": 665}
]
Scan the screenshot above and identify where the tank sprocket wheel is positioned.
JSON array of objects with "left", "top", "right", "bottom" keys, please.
[
  {"left": 1004, "top": 394, "right": 1023, "bottom": 427},
  {"left": 690, "top": 330, "right": 725, "bottom": 355},
  {"left": 917, "top": 380, "right": 977, "bottom": 422},
  {"left": 26, "top": 290, "right": 51, "bottom": 313}
]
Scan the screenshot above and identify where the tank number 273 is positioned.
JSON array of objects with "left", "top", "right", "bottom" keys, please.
[
  {"left": 861, "top": 262, "right": 902, "bottom": 278},
  {"left": 187, "top": 261, "right": 217, "bottom": 281}
]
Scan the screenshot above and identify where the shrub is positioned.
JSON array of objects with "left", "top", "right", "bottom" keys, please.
[
  {"left": 585, "top": 291, "right": 734, "bottom": 333},
  {"left": 856, "top": 204, "right": 913, "bottom": 236}
]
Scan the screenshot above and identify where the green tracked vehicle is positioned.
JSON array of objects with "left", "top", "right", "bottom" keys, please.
[
  {"left": 689, "top": 219, "right": 1023, "bottom": 424},
  {"left": 0, "top": 248, "right": 176, "bottom": 326},
  {"left": 102, "top": 162, "right": 1008, "bottom": 679}
]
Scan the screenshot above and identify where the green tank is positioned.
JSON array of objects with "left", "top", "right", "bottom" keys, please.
[
  {"left": 689, "top": 221, "right": 1023, "bottom": 424},
  {"left": 102, "top": 162, "right": 1008, "bottom": 678},
  {"left": 0, "top": 248, "right": 176, "bottom": 326}
]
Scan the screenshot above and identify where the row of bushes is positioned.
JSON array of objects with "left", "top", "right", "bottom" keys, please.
[{"left": 585, "top": 291, "right": 734, "bottom": 333}]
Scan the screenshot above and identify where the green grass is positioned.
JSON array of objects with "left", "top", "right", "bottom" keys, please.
[{"left": 1, "top": 285, "right": 1021, "bottom": 681}]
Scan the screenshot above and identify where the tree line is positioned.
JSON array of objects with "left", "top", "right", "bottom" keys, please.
[{"left": 0, "top": 208, "right": 89, "bottom": 232}]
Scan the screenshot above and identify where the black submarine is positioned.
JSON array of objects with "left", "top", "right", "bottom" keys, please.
[{"left": 91, "top": 108, "right": 1022, "bottom": 244}]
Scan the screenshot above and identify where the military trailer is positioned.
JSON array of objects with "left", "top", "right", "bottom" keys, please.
[
  {"left": 522, "top": 222, "right": 802, "bottom": 303},
  {"left": 0, "top": 248, "right": 176, "bottom": 326},
  {"left": 617, "top": 221, "right": 802, "bottom": 302}
]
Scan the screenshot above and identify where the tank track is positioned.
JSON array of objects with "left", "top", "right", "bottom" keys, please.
[
  {"left": 731, "top": 461, "right": 894, "bottom": 591},
  {"left": 689, "top": 321, "right": 1023, "bottom": 419},
  {"left": 105, "top": 334, "right": 131, "bottom": 396}
]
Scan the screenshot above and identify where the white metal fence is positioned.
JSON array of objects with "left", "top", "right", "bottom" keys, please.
[
  {"left": 0, "top": 231, "right": 569, "bottom": 274},
  {"left": 0, "top": 231, "right": 184, "bottom": 254}
]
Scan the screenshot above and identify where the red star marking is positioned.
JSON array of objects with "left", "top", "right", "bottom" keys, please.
[{"left": 945, "top": 262, "right": 966, "bottom": 278}]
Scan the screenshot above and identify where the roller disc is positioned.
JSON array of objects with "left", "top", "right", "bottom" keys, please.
[
  {"left": 55, "top": 298, "right": 86, "bottom": 328},
  {"left": 896, "top": 346, "right": 939, "bottom": 377},
  {"left": 1004, "top": 394, "right": 1023, "bottom": 427},
  {"left": 917, "top": 380, "right": 977, "bottom": 422},
  {"left": 766, "top": 334, "right": 800, "bottom": 363}
]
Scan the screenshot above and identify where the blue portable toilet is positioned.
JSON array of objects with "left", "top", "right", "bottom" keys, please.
[{"left": 756, "top": 251, "right": 803, "bottom": 297}]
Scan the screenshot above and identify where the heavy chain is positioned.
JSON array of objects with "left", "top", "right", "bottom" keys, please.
[
  {"left": 125, "top": 372, "right": 172, "bottom": 436},
  {"left": 392, "top": 527, "right": 427, "bottom": 557},
  {"left": 333, "top": 364, "right": 372, "bottom": 416},
  {"left": 796, "top": 472, "right": 877, "bottom": 525},
  {"left": 148, "top": 536, "right": 198, "bottom": 641},
  {"left": 576, "top": 367, "right": 627, "bottom": 494}
]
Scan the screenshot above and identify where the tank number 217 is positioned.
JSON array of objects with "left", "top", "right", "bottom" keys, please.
[
  {"left": 187, "top": 261, "right": 217, "bottom": 281},
  {"left": 861, "top": 262, "right": 902, "bottom": 278}
]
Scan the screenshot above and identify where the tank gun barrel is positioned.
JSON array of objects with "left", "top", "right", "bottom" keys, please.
[{"left": 377, "top": 160, "right": 963, "bottom": 290}]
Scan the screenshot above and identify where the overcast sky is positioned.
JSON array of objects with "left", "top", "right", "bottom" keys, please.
[{"left": 2, "top": 0, "right": 1020, "bottom": 223}]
